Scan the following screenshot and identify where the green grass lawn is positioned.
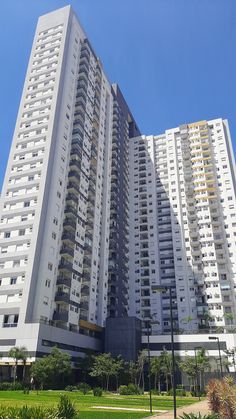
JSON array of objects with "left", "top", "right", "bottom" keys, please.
[{"left": 0, "top": 390, "right": 199, "bottom": 418}]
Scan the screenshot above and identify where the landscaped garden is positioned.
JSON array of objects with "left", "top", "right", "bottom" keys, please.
[
  {"left": 0, "top": 345, "right": 213, "bottom": 417},
  {"left": 0, "top": 390, "right": 199, "bottom": 418}
]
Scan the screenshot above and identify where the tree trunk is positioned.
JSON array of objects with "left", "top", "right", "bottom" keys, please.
[
  {"left": 158, "top": 379, "right": 161, "bottom": 394},
  {"left": 13, "top": 361, "right": 17, "bottom": 384},
  {"left": 106, "top": 374, "right": 109, "bottom": 391},
  {"left": 154, "top": 373, "right": 157, "bottom": 390},
  {"left": 166, "top": 374, "right": 168, "bottom": 392}
]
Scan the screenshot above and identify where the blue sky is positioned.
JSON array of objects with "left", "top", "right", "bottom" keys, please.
[{"left": 1, "top": 0, "right": 236, "bottom": 189}]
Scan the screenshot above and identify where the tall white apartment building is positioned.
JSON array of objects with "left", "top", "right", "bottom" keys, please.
[
  {"left": 0, "top": 5, "right": 117, "bottom": 361},
  {"left": 129, "top": 119, "right": 236, "bottom": 335}
]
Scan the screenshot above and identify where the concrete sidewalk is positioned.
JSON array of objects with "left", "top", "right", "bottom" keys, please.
[{"left": 145, "top": 399, "right": 210, "bottom": 418}]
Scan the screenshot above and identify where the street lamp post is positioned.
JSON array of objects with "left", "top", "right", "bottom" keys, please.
[
  {"left": 208, "top": 337, "right": 223, "bottom": 378},
  {"left": 152, "top": 285, "right": 177, "bottom": 419}
]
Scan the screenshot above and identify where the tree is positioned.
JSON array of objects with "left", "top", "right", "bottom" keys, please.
[
  {"left": 196, "top": 348, "right": 210, "bottom": 390},
  {"left": 179, "top": 354, "right": 197, "bottom": 391},
  {"left": 129, "top": 361, "right": 139, "bottom": 386},
  {"left": 8, "top": 346, "right": 28, "bottom": 384},
  {"left": 31, "top": 359, "right": 48, "bottom": 390},
  {"left": 77, "top": 350, "right": 94, "bottom": 382},
  {"left": 137, "top": 350, "right": 147, "bottom": 392},
  {"left": 159, "top": 349, "right": 173, "bottom": 391},
  {"left": 113, "top": 356, "right": 124, "bottom": 391},
  {"left": 31, "top": 347, "right": 71, "bottom": 389},
  {"left": 89, "top": 353, "right": 116, "bottom": 390},
  {"left": 150, "top": 357, "right": 162, "bottom": 392}
]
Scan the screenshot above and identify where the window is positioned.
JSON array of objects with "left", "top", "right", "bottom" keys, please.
[
  {"left": 4, "top": 232, "right": 10, "bottom": 238},
  {"left": 19, "top": 229, "right": 25, "bottom": 236},
  {"left": 24, "top": 201, "right": 30, "bottom": 207},
  {"left": 48, "top": 262, "right": 53, "bottom": 271},
  {"left": 10, "top": 277, "right": 17, "bottom": 285}
]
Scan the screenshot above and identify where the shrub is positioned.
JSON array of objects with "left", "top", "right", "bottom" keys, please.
[
  {"left": 152, "top": 389, "right": 160, "bottom": 395},
  {"left": 65, "top": 385, "right": 78, "bottom": 392},
  {"left": 93, "top": 387, "right": 103, "bottom": 397},
  {"left": 57, "top": 395, "right": 77, "bottom": 419},
  {"left": 127, "top": 383, "right": 141, "bottom": 395},
  {"left": 119, "top": 385, "right": 129, "bottom": 395},
  {"left": 119, "top": 384, "right": 141, "bottom": 395},
  {"left": 0, "top": 382, "right": 23, "bottom": 391},
  {"left": 168, "top": 388, "right": 186, "bottom": 397},
  {"left": 207, "top": 376, "right": 236, "bottom": 419},
  {"left": 77, "top": 382, "right": 90, "bottom": 394},
  {"left": 0, "top": 405, "right": 59, "bottom": 419}
]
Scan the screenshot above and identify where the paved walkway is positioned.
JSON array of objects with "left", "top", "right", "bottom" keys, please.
[{"left": 145, "top": 399, "right": 210, "bottom": 418}]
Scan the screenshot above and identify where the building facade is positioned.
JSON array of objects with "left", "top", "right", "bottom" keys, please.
[
  {"left": 129, "top": 119, "right": 236, "bottom": 334},
  {"left": 108, "top": 84, "right": 140, "bottom": 319},
  {"left": 0, "top": 6, "right": 139, "bottom": 362}
]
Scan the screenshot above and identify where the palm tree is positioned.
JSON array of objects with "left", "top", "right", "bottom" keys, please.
[
  {"left": 179, "top": 354, "right": 197, "bottom": 392},
  {"left": 196, "top": 348, "right": 210, "bottom": 390},
  {"left": 137, "top": 350, "right": 147, "bottom": 392},
  {"left": 159, "top": 349, "right": 172, "bottom": 391},
  {"left": 129, "top": 361, "right": 139, "bottom": 386},
  {"left": 8, "top": 346, "right": 28, "bottom": 383},
  {"left": 150, "top": 357, "right": 162, "bottom": 392}
]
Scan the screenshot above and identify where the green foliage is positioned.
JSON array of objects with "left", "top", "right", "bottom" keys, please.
[
  {"left": 89, "top": 353, "right": 117, "bottom": 390},
  {"left": 8, "top": 346, "right": 28, "bottom": 384},
  {"left": 178, "top": 414, "right": 219, "bottom": 419},
  {"left": 119, "top": 384, "right": 141, "bottom": 395},
  {"left": 0, "top": 382, "right": 23, "bottom": 391},
  {"left": 93, "top": 387, "right": 103, "bottom": 397},
  {"left": 0, "top": 405, "right": 60, "bottom": 419},
  {"left": 65, "top": 386, "right": 78, "bottom": 392},
  {"left": 167, "top": 388, "right": 186, "bottom": 397},
  {"left": 31, "top": 347, "right": 72, "bottom": 389},
  {"left": 77, "top": 383, "right": 90, "bottom": 394},
  {"left": 57, "top": 395, "right": 77, "bottom": 419}
]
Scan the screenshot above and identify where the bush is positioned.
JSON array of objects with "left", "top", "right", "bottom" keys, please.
[
  {"left": 0, "top": 382, "right": 23, "bottom": 391},
  {"left": 65, "top": 385, "right": 78, "bottom": 392},
  {"left": 152, "top": 389, "right": 160, "bottom": 395},
  {"left": 93, "top": 387, "right": 103, "bottom": 397},
  {"left": 77, "top": 382, "right": 90, "bottom": 394},
  {"left": 168, "top": 388, "right": 186, "bottom": 397},
  {"left": 207, "top": 376, "right": 236, "bottom": 419},
  {"left": 119, "top": 385, "right": 129, "bottom": 395},
  {"left": 0, "top": 405, "right": 59, "bottom": 419},
  {"left": 119, "top": 384, "right": 141, "bottom": 395},
  {"left": 57, "top": 395, "right": 77, "bottom": 419}
]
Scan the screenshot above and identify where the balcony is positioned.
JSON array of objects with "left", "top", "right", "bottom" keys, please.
[
  {"left": 63, "top": 217, "right": 76, "bottom": 230},
  {"left": 58, "top": 258, "right": 73, "bottom": 271},
  {"left": 60, "top": 245, "right": 74, "bottom": 258},
  {"left": 57, "top": 276, "right": 72, "bottom": 287},
  {"left": 55, "top": 291, "right": 70, "bottom": 304},
  {"left": 53, "top": 310, "right": 68, "bottom": 322}
]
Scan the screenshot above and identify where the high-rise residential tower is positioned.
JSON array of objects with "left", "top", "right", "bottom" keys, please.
[
  {"left": 129, "top": 119, "right": 236, "bottom": 335},
  {"left": 0, "top": 6, "right": 139, "bottom": 362},
  {"left": 108, "top": 84, "right": 140, "bottom": 319}
]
